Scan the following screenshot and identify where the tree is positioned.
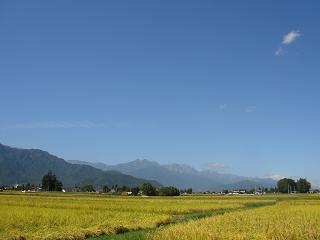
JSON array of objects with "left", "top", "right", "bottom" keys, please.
[
  {"left": 120, "top": 185, "right": 130, "bottom": 192},
  {"left": 277, "top": 178, "right": 296, "bottom": 193},
  {"left": 54, "top": 181, "right": 63, "bottom": 191},
  {"left": 130, "top": 187, "right": 140, "bottom": 196},
  {"left": 296, "top": 178, "right": 311, "bottom": 193},
  {"left": 247, "top": 188, "right": 255, "bottom": 194},
  {"left": 186, "top": 188, "right": 192, "bottom": 194},
  {"left": 265, "top": 187, "right": 277, "bottom": 194},
  {"left": 140, "top": 183, "right": 157, "bottom": 196},
  {"left": 159, "top": 186, "right": 180, "bottom": 196},
  {"left": 222, "top": 189, "right": 229, "bottom": 194},
  {"left": 103, "top": 185, "right": 110, "bottom": 193},
  {"left": 80, "top": 185, "right": 95, "bottom": 192},
  {"left": 111, "top": 184, "right": 118, "bottom": 192},
  {"left": 42, "top": 170, "right": 63, "bottom": 191}
]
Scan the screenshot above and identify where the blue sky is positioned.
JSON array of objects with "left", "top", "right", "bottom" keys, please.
[{"left": 1, "top": 1, "right": 320, "bottom": 181}]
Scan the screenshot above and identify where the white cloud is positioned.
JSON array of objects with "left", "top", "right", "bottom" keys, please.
[
  {"left": 275, "top": 30, "right": 301, "bottom": 57},
  {"left": 265, "top": 174, "right": 303, "bottom": 181},
  {"left": 207, "top": 162, "right": 226, "bottom": 170},
  {"left": 282, "top": 30, "right": 301, "bottom": 45},
  {"left": 275, "top": 47, "right": 285, "bottom": 56},
  {"left": 6, "top": 121, "right": 110, "bottom": 129},
  {"left": 267, "top": 174, "right": 287, "bottom": 181},
  {"left": 245, "top": 106, "right": 256, "bottom": 113}
]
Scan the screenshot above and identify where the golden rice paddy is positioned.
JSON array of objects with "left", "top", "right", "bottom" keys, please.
[{"left": 1, "top": 192, "right": 319, "bottom": 240}]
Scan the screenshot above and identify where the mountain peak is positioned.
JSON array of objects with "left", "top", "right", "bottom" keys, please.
[{"left": 164, "top": 163, "right": 198, "bottom": 174}]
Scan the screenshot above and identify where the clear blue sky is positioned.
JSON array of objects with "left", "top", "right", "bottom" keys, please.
[{"left": 1, "top": 1, "right": 320, "bottom": 181}]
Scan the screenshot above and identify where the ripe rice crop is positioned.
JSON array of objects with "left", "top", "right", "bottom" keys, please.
[
  {"left": 0, "top": 192, "right": 266, "bottom": 240},
  {"left": 152, "top": 195, "right": 320, "bottom": 240}
]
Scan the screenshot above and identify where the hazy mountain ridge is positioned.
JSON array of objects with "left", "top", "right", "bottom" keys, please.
[
  {"left": 68, "top": 159, "right": 277, "bottom": 192},
  {"left": 68, "top": 160, "right": 110, "bottom": 171},
  {"left": 0, "top": 144, "right": 160, "bottom": 188},
  {"left": 0, "top": 142, "right": 276, "bottom": 192}
]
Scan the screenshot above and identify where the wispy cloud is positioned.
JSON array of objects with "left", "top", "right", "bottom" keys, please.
[
  {"left": 207, "top": 162, "right": 226, "bottom": 170},
  {"left": 275, "top": 30, "right": 301, "bottom": 56},
  {"left": 275, "top": 47, "right": 284, "bottom": 56},
  {"left": 6, "top": 121, "right": 112, "bottom": 129},
  {"left": 266, "top": 174, "right": 287, "bottom": 181},
  {"left": 264, "top": 174, "right": 300, "bottom": 181},
  {"left": 245, "top": 106, "right": 256, "bottom": 113},
  {"left": 217, "top": 104, "right": 257, "bottom": 114},
  {"left": 218, "top": 104, "right": 228, "bottom": 110},
  {"left": 282, "top": 30, "right": 301, "bottom": 45}
]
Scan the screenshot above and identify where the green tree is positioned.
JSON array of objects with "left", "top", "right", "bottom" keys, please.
[
  {"left": 54, "top": 181, "right": 63, "bottom": 191},
  {"left": 296, "top": 178, "right": 311, "bottom": 193},
  {"left": 247, "top": 188, "right": 255, "bottom": 194},
  {"left": 130, "top": 187, "right": 140, "bottom": 196},
  {"left": 186, "top": 188, "right": 192, "bottom": 194},
  {"left": 120, "top": 185, "right": 130, "bottom": 192},
  {"left": 140, "top": 183, "right": 157, "bottom": 196},
  {"left": 265, "top": 187, "right": 277, "bottom": 193},
  {"left": 80, "top": 185, "right": 95, "bottom": 192},
  {"left": 277, "top": 178, "right": 296, "bottom": 193},
  {"left": 111, "top": 184, "right": 118, "bottom": 192},
  {"left": 159, "top": 186, "right": 180, "bottom": 196},
  {"left": 42, "top": 170, "right": 63, "bottom": 191},
  {"left": 103, "top": 185, "right": 110, "bottom": 193}
]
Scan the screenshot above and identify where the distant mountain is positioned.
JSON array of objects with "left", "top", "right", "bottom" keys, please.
[
  {"left": 70, "top": 159, "right": 276, "bottom": 192},
  {"left": 0, "top": 144, "right": 160, "bottom": 189},
  {"left": 68, "top": 160, "right": 109, "bottom": 171},
  {"left": 106, "top": 159, "right": 223, "bottom": 191}
]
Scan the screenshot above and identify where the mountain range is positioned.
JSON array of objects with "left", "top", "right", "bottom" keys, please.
[
  {"left": 0, "top": 144, "right": 160, "bottom": 189},
  {"left": 0, "top": 143, "right": 277, "bottom": 191},
  {"left": 68, "top": 159, "right": 277, "bottom": 192}
]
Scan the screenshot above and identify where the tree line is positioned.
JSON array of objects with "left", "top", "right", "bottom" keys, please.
[
  {"left": 40, "top": 170, "right": 186, "bottom": 196},
  {"left": 277, "top": 178, "right": 311, "bottom": 193},
  {"left": 16, "top": 171, "right": 313, "bottom": 195}
]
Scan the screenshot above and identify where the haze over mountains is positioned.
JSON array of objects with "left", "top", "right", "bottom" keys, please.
[
  {"left": 0, "top": 144, "right": 160, "bottom": 189},
  {"left": 0, "top": 143, "right": 276, "bottom": 191},
  {"left": 68, "top": 159, "right": 277, "bottom": 192}
]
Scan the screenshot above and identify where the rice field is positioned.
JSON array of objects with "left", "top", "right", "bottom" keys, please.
[
  {"left": 152, "top": 195, "right": 320, "bottom": 240},
  {"left": 0, "top": 192, "right": 270, "bottom": 240},
  {"left": 1, "top": 192, "right": 319, "bottom": 240}
]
